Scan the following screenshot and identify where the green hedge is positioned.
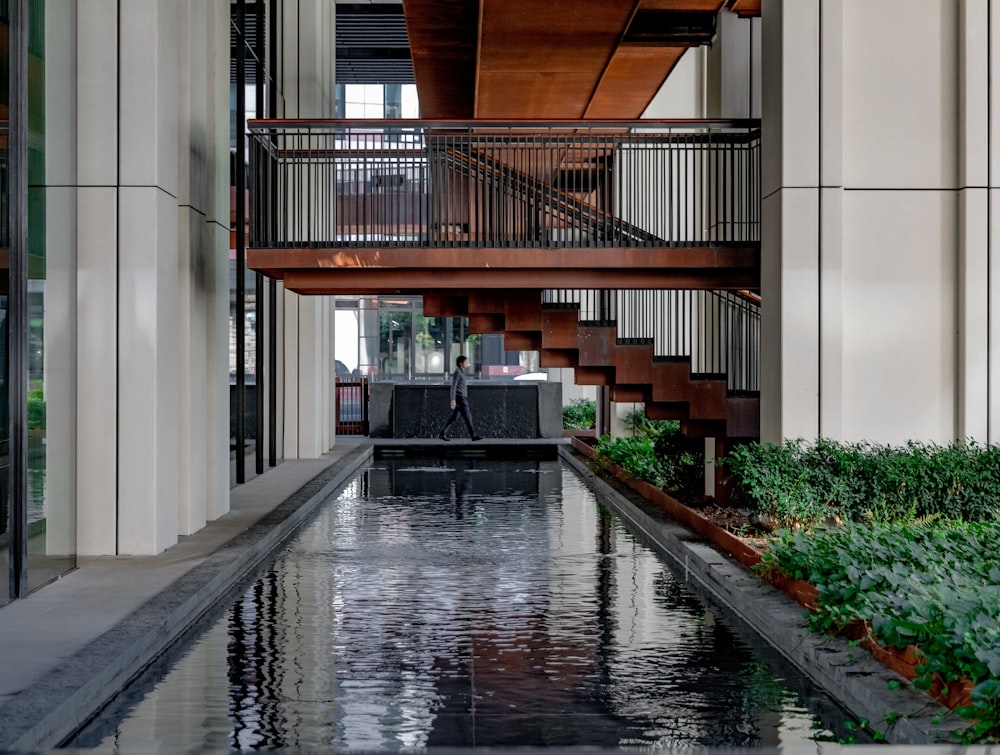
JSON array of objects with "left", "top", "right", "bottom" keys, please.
[
  {"left": 723, "top": 438, "right": 1000, "bottom": 530},
  {"left": 760, "top": 520, "right": 1000, "bottom": 743},
  {"left": 562, "top": 398, "right": 596, "bottom": 430},
  {"left": 596, "top": 419, "right": 703, "bottom": 499}
]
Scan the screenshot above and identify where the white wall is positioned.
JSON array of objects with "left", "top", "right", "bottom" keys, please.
[
  {"left": 59, "top": 1, "right": 230, "bottom": 555},
  {"left": 761, "top": 0, "right": 1000, "bottom": 446},
  {"left": 276, "top": 0, "right": 339, "bottom": 459}
]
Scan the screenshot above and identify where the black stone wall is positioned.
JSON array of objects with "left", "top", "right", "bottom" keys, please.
[{"left": 369, "top": 382, "right": 563, "bottom": 439}]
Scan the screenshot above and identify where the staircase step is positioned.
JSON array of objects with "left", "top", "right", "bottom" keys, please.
[
  {"left": 504, "top": 331, "right": 541, "bottom": 351},
  {"left": 539, "top": 349, "right": 577, "bottom": 369},
  {"left": 423, "top": 293, "right": 467, "bottom": 317},
  {"left": 610, "top": 384, "right": 651, "bottom": 403},
  {"left": 505, "top": 291, "right": 544, "bottom": 331},
  {"left": 467, "top": 313, "right": 505, "bottom": 334},
  {"left": 419, "top": 289, "right": 759, "bottom": 441},
  {"left": 542, "top": 309, "right": 582, "bottom": 349},
  {"left": 467, "top": 291, "right": 507, "bottom": 315}
]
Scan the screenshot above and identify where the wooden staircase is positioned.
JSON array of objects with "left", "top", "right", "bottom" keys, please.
[{"left": 423, "top": 289, "right": 759, "bottom": 442}]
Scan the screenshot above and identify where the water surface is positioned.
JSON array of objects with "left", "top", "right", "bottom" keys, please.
[{"left": 69, "top": 456, "right": 862, "bottom": 750}]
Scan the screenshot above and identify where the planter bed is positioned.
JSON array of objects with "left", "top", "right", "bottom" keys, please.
[{"left": 569, "top": 435, "right": 978, "bottom": 720}]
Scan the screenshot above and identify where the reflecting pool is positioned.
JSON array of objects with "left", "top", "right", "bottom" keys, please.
[{"left": 68, "top": 456, "right": 864, "bottom": 750}]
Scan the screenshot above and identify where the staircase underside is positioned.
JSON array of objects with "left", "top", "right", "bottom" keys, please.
[{"left": 247, "top": 245, "right": 759, "bottom": 295}]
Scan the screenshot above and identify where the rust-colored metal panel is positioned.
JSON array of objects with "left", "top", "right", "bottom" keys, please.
[
  {"left": 609, "top": 385, "right": 651, "bottom": 403},
  {"left": 539, "top": 349, "right": 577, "bottom": 369},
  {"left": 503, "top": 332, "right": 542, "bottom": 351},
  {"left": 248, "top": 246, "right": 759, "bottom": 274},
  {"left": 467, "top": 313, "right": 505, "bottom": 333},
  {"left": 640, "top": 0, "right": 724, "bottom": 10},
  {"left": 422, "top": 292, "right": 468, "bottom": 317},
  {"left": 272, "top": 266, "right": 759, "bottom": 295},
  {"left": 504, "top": 291, "right": 544, "bottom": 331},
  {"left": 725, "top": 0, "right": 761, "bottom": 18},
  {"left": 575, "top": 366, "right": 613, "bottom": 386},
  {"left": 466, "top": 291, "right": 507, "bottom": 314},
  {"left": 401, "top": 0, "right": 477, "bottom": 118},
  {"left": 475, "top": 0, "right": 636, "bottom": 118},
  {"left": 542, "top": 309, "right": 582, "bottom": 349},
  {"left": 646, "top": 402, "right": 688, "bottom": 421},
  {"left": 586, "top": 46, "right": 686, "bottom": 119},
  {"left": 725, "top": 396, "right": 760, "bottom": 438}
]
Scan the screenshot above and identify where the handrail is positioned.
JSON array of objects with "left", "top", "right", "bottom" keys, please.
[
  {"left": 248, "top": 117, "right": 761, "bottom": 128},
  {"left": 545, "top": 287, "right": 760, "bottom": 396},
  {"left": 248, "top": 119, "right": 761, "bottom": 250}
]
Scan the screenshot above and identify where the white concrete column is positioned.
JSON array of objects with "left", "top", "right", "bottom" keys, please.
[
  {"left": 274, "top": 0, "right": 338, "bottom": 459},
  {"left": 958, "top": 0, "right": 990, "bottom": 443},
  {"left": 76, "top": 0, "right": 119, "bottom": 555},
  {"left": 817, "top": 0, "right": 845, "bottom": 441},
  {"left": 41, "top": 6, "right": 78, "bottom": 555},
  {"left": 760, "top": 0, "right": 822, "bottom": 442},
  {"left": 764, "top": 0, "right": 965, "bottom": 445},
  {"left": 205, "top": 0, "right": 232, "bottom": 516},
  {"left": 177, "top": 0, "right": 208, "bottom": 536},
  {"left": 117, "top": 0, "right": 181, "bottom": 554},
  {"left": 988, "top": 2, "right": 1000, "bottom": 445}
]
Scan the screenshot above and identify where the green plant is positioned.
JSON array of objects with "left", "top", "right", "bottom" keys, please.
[
  {"left": 27, "top": 388, "right": 45, "bottom": 431},
  {"left": 759, "top": 519, "right": 1000, "bottom": 743},
  {"left": 621, "top": 405, "right": 677, "bottom": 438},
  {"left": 722, "top": 438, "right": 1000, "bottom": 530},
  {"left": 562, "top": 398, "right": 596, "bottom": 430},
  {"left": 595, "top": 423, "right": 703, "bottom": 499}
]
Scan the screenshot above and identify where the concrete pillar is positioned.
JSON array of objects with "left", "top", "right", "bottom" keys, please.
[
  {"left": 762, "top": 0, "right": 977, "bottom": 446},
  {"left": 206, "top": 0, "right": 232, "bottom": 517},
  {"left": 957, "top": 0, "right": 993, "bottom": 443},
  {"left": 69, "top": 1, "right": 228, "bottom": 555},
  {"left": 177, "top": 0, "right": 230, "bottom": 531},
  {"left": 760, "top": 0, "right": 822, "bottom": 443},
  {"left": 276, "top": 0, "right": 338, "bottom": 459},
  {"left": 42, "top": 4, "right": 78, "bottom": 556},
  {"left": 75, "top": 0, "right": 120, "bottom": 555}
]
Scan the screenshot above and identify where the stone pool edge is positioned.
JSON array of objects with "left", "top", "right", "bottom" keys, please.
[
  {"left": 559, "top": 445, "right": 965, "bottom": 746},
  {"left": 1, "top": 444, "right": 374, "bottom": 753}
]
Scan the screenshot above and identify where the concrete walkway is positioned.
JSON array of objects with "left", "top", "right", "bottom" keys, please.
[{"left": 0, "top": 438, "right": 373, "bottom": 752}]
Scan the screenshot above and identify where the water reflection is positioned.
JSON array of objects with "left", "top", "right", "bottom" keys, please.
[{"left": 69, "top": 457, "right": 858, "bottom": 751}]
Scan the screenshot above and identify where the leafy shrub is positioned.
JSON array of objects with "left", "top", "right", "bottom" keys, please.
[
  {"left": 760, "top": 520, "right": 1000, "bottom": 743},
  {"left": 27, "top": 389, "right": 45, "bottom": 431},
  {"left": 723, "top": 438, "right": 1000, "bottom": 529},
  {"left": 562, "top": 398, "right": 596, "bottom": 430},
  {"left": 653, "top": 430, "right": 704, "bottom": 497},
  {"left": 596, "top": 422, "right": 703, "bottom": 499},
  {"left": 621, "top": 405, "right": 677, "bottom": 437}
]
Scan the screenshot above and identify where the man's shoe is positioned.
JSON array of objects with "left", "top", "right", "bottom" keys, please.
[
  {"left": 438, "top": 433, "right": 449, "bottom": 441},
  {"left": 471, "top": 435, "right": 483, "bottom": 441}
]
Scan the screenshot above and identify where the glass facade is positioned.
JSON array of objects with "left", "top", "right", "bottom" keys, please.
[
  {"left": 3, "top": 0, "right": 76, "bottom": 604},
  {"left": 335, "top": 296, "right": 480, "bottom": 381}
]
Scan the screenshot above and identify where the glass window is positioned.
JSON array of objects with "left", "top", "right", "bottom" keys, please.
[{"left": 378, "top": 305, "right": 411, "bottom": 377}]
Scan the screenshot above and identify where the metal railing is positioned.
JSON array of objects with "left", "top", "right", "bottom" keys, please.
[
  {"left": 335, "top": 376, "right": 369, "bottom": 435},
  {"left": 543, "top": 288, "right": 760, "bottom": 396},
  {"left": 248, "top": 119, "right": 760, "bottom": 249}
]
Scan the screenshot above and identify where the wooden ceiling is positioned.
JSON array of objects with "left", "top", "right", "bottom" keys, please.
[{"left": 401, "top": 0, "right": 760, "bottom": 119}]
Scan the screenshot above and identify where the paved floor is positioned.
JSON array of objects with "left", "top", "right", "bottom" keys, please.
[{"left": 0, "top": 437, "right": 373, "bottom": 752}]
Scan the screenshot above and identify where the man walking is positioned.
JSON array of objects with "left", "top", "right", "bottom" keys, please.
[{"left": 438, "top": 355, "right": 482, "bottom": 441}]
